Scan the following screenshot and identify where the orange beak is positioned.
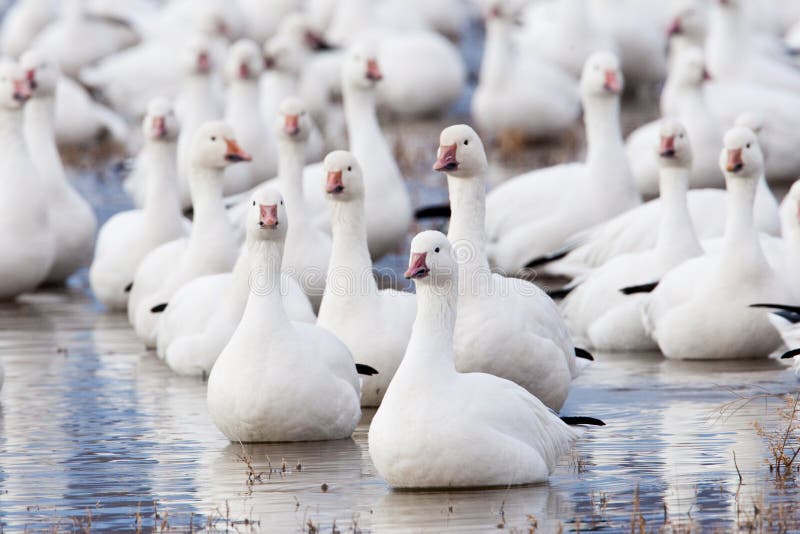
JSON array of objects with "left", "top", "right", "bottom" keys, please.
[
  {"left": 726, "top": 148, "right": 743, "bottom": 172},
  {"left": 404, "top": 252, "right": 429, "bottom": 280},
  {"left": 433, "top": 143, "right": 458, "bottom": 172},
  {"left": 659, "top": 135, "right": 676, "bottom": 158},
  {"left": 224, "top": 138, "right": 252, "bottom": 163},
  {"left": 604, "top": 70, "right": 621, "bottom": 93},
  {"left": 326, "top": 170, "right": 344, "bottom": 194},
  {"left": 284, "top": 114, "right": 299, "bottom": 136},
  {"left": 366, "top": 58, "right": 382, "bottom": 82},
  {"left": 13, "top": 79, "right": 31, "bottom": 102},
  {"left": 152, "top": 116, "right": 167, "bottom": 138},
  {"left": 259, "top": 204, "right": 279, "bottom": 228}
]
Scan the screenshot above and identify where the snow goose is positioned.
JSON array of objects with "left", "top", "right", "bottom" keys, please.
[
  {"left": 317, "top": 151, "right": 416, "bottom": 407},
  {"left": 21, "top": 51, "right": 97, "bottom": 284},
  {"left": 90, "top": 98, "right": 186, "bottom": 311},
  {"left": 175, "top": 36, "right": 223, "bottom": 209},
  {"left": 435, "top": 124, "right": 581, "bottom": 411},
  {"left": 561, "top": 120, "right": 703, "bottom": 352},
  {"left": 0, "top": 60, "right": 54, "bottom": 299},
  {"left": 128, "top": 121, "right": 248, "bottom": 347},
  {"left": 472, "top": 0, "right": 580, "bottom": 140},
  {"left": 273, "top": 97, "right": 330, "bottom": 310},
  {"left": 0, "top": 0, "right": 57, "bottom": 59},
  {"left": 207, "top": 188, "right": 361, "bottom": 443},
  {"left": 368, "top": 230, "right": 581, "bottom": 488},
  {"left": 643, "top": 127, "right": 788, "bottom": 360},
  {"left": 485, "top": 51, "right": 639, "bottom": 273},
  {"left": 222, "top": 39, "right": 273, "bottom": 196}
]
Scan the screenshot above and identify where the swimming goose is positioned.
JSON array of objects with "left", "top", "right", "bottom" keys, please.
[
  {"left": 90, "top": 98, "right": 187, "bottom": 311},
  {"left": 0, "top": 60, "right": 54, "bottom": 299},
  {"left": 128, "top": 122, "right": 248, "bottom": 348},
  {"left": 485, "top": 51, "right": 639, "bottom": 273},
  {"left": 317, "top": 150, "right": 416, "bottom": 407},
  {"left": 21, "top": 51, "right": 97, "bottom": 284},
  {"left": 643, "top": 127, "right": 788, "bottom": 360},
  {"left": 159, "top": 192, "right": 315, "bottom": 375},
  {"left": 472, "top": 0, "right": 580, "bottom": 140},
  {"left": 435, "top": 124, "right": 580, "bottom": 411},
  {"left": 1, "top": 0, "right": 57, "bottom": 59},
  {"left": 561, "top": 120, "right": 703, "bottom": 352},
  {"left": 223, "top": 39, "right": 273, "bottom": 196},
  {"left": 207, "top": 188, "right": 361, "bottom": 442},
  {"left": 368, "top": 230, "right": 581, "bottom": 488}
]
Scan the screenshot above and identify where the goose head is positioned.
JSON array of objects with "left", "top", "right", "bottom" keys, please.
[
  {"left": 19, "top": 50, "right": 58, "bottom": 98},
  {"left": 405, "top": 231, "right": 456, "bottom": 288},
  {"left": 581, "top": 51, "right": 624, "bottom": 97},
  {"left": 182, "top": 37, "right": 214, "bottom": 75},
  {"left": 734, "top": 112, "right": 769, "bottom": 162},
  {"left": 342, "top": 41, "right": 382, "bottom": 91},
  {"left": 719, "top": 127, "right": 763, "bottom": 179},
  {"left": 225, "top": 39, "right": 263, "bottom": 82},
  {"left": 0, "top": 60, "right": 32, "bottom": 110},
  {"left": 433, "top": 124, "right": 488, "bottom": 178},
  {"left": 142, "top": 97, "right": 178, "bottom": 142},
  {"left": 671, "top": 48, "right": 712, "bottom": 88},
  {"left": 482, "top": 0, "right": 525, "bottom": 26},
  {"left": 246, "top": 188, "right": 287, "bottom": 240},
  {"left": 667, "top": 0, "right": 707, "bottom": 43},
  {"left": 190, "top": 121, "right": 252, "bottom": 169},
  {"left": 275, "top": 96, "right": 312, "bottom": 142},
  {"left": 323, "top": 150, "right": 364, "bottom": 201},
  {"left": 284, "top": 13, "right": 332, "bottom": 52},
  {"left": 656, "top": 119, "right": 692, "bottom": 168}
]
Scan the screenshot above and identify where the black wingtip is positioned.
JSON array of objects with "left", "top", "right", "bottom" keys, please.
[
  {"left": 548, "top": 285, "right": 575, "bottom": 300},
  {"left": 750, "top": 303, "right": 800, "bottom": 314},
  {"left": 561, "top": 416, "right": 606, "bottom": 426},
  {"left": 781, "top": 348, "right": 800, "bottom": 360},
  {"left": 124, "top": 282, "right": 133, "bottom": 293},
  {"left": 355, "top": 363, "right": 379, "bottom": 376},
  {"left": 414, "top": 204, "right": 451, "bottom": 219},
  {"left": 620, "top": 281, "right": 658, "bottom": 295},
  {"left": 150, "top": 303, "right": 168, "bottom": 313},
  {"left": 575, "top": 348, "right": 594, "bottom": 361},
  {"left": 524, "top": 248, "right": 571, "bottom": 270}
]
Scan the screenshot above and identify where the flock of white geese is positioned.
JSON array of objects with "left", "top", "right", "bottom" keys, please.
[{"left": 0, "top": 0, "right": 800, "bottom": 489}]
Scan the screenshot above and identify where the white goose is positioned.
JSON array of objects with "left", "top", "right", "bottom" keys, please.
[
  {"left": 0, "top": 60, "right": 54, "bottom": 299},
  {"left": 317, "top": 151, "right": 416, "bottom": 407},
  {"left": 643, "top": 127, "right": 788, "bottom": 360},
  {"left": 368, "top": 231, "right": 581, "bottom": 488},
  {"left": 21, "top": 51, "right": 97, "bottom": 284},
  {"left": 435, "top": 124, "right": 581, "bottom": 411},
  {"left": 128, "top": 122, "right": 248, "bottom": 347},
  {"left": 561, "top": 120, "right": 703, "bottom": 352},
  {"left": 207, "top": 188, "right": 361, "bottom": 443},
  {"left": 51, "top": 75, "right": 128, "bottom": 146},
  {"left": 472, "top": 0, "right": 580, "bottom": 140},
  {"left": 90, "top": 98, "right": 186, "bottom": 311},
  {"left": 222, "top": 39, "right": 273, "bottom": 196},
  {"left": 485, "top": 51, "right": 639, "bottom": 273},
  {"left": 160, "top": 191, "right": 314, "bottom": 376},
  {"left": 0, "top": 0, "right": 57, "bottom": 59}
]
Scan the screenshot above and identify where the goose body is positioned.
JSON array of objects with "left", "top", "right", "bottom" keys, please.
[
  {"left": 485, "top": 52, "right": 639, "bottom": 273},
  {"left": 128, "top": 122, "right": 247, "bottom": 347},
  {"left": 0, "top": 60, "right": 54, "bottom": 299},
  {"left": 317, "top": 151, "right": 416, "bottom": 407},
  {"left": 90, "top": 98, "right": 187, "bottom": 311},
  {"left": 207, "top": 189, "right": 360, "bottom": 443},
  {"left": 53, "top": 76, "right": 128, "bottom": 145},
  {"left": 22, "top": 52, "right": 97, "bottom": 284},
  {"left": 644, "top": 128, "right": 787, "bottom": 360},
  {"left": 368, "top": 231, "right": 580, "bottom": 488},
  {"left": 0, "top": 0, "right": 57, "bottom": 59}
]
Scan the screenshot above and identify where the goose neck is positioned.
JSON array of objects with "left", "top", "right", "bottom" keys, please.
[
  {"left": 23, "top": 95, "right": 64, "bottom": 188},
  {"left": 446, "top": 174, "right": 489, "bottom": 273},
  {"left": 277, "top": 138, "right": 307, "bottom": 213},
  {"left": 143, "top": 139, "right": 181, "bottom": 216},
  {"left": 240, "top": 239, "right": 291, "bottom": 330},
  {"left": 400, "top": 282, "right": 458, "bottom": 379},
  {"left": 227, "top": 78, "right": 259, "bottom": 102},
  {"left": 655, "top": 166, "right": 702, "bottom": 255},
  {"left": 188, "top": 166, "right": 227, "bottom": 231},
  {"left": 327, "top": 199, "right": 376, "bottom": 293},
  {"left": 721, "top": 175, "right": 761, "bottom": 259},
  {"left": 343, "top": 84, "right": 380, "bottom": 152},
  {"left": 583, "top": 94, "right": 623, "bottom": 163},
  {"left": 480, "top": 19, "right": 513, "bottom": 87}
]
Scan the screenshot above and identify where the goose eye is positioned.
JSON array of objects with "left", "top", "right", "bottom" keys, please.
[
  {"left": 252, "top": 201, "right": 256, "bottom": 206},
  {"left": 211, "top": 136, "right": 217, "bottom": 141},
  {"left": 746, "top": 143, "right": 751, "bottom": 149},
  {"left": 434, "top": 247, "right": 440, "bottom": 253},
  {"left": 347, "top": 166, "right": 352, "bottom": 171},
  {"left": 464, "top": 140, "right": 469, "bottom": 146},
  {"left": 679, "top": 133, "right": 684, "bottom": 138}
]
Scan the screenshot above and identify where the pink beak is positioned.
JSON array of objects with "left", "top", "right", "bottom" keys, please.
[
  {"left": 404, "top": 252, "right": 429, "bottom": 279},
  {"left": 667, "top": 17, "right": 682, "bottom": 37},
  {"left": 152, "top": 116, "right": 167, "bottom": 138},
  {"left": 659, "top": 135, "right": 676, "bottom": 157},
  {"left": 198, "top": 53, "right": 211, "bottom": 72},
  {"left": 366, "top": 58, "right": 382, "bottom": 82},
  {"left": 604, "top": 70, "right": 621, "bottom": 93},
  {"left": 726, "top": 148, "right": 743, "bottom": 172},
  {"left": 259, "top": 204, "right": 279, "bottom": 228},
  {"left": 13, "top": 79, "right": 31, "bottom": 102},
  {"left": 284, "top": 114, "right": 299, "bottom": 136},
  {"left": 326, "top": 170, "right": 344, "bottom": 194},
  {"left": 433, "top": 144, "right": 458, "bottom": 172}
]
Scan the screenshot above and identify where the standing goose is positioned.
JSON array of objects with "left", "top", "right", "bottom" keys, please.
[
  {"left": 207, "top": 189, "right": 361, "bottom": 443},
  {"left": 317, "top": 150, "right": 416, "bottom": 407},
  {"left": 643, "top": 127, "right": 789, "bottom": 360},
  {"left": 434, "top": 124, "right": 580, "bottom": 411},
  {"left": 21, "top": 50, "right": 97, "bottom": 284},
  {"left": 90, "top": 98, "right": 186, "bottom": 311},
  {"left": 0, "top": 59, "right": 54, "bottom": 299},
  {"left": 485, "top": 51, "right": 639, "bottom": 274},
  {"left": 368, "top": 231, "right": 581, "bottom": 488},
  {"left": 129, "top": 122, "right": 249, "bottom": 348},
  {"left": 561, "top": 120, "right": 703, "bottom": 352}
]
